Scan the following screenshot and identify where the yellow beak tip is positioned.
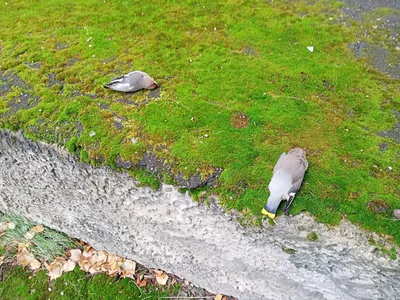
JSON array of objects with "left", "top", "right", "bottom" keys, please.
[{"left": 261, "top": 208, "right": 276, "bottom": 219}]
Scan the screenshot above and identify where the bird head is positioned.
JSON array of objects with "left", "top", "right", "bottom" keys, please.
[
  {"left": 142, "top": 74, "right": 158, "bottom": 90},
  {"left": 148, "top": 80, "right": 159, "bottom": 89}
]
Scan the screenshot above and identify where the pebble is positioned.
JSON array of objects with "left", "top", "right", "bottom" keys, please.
[{"left": 393, "top": 209, "right": 400, "bottom": 219}]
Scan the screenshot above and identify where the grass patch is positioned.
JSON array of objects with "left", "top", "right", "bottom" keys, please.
[
  {"left": 0, "top": 266, "right": 180, "bottom": 300},
  {"left": 0, "top": 1, "right": 399, "bottom": 242},
  {"left": 0, "top": 214, "right": 75, "bottom": 263}
]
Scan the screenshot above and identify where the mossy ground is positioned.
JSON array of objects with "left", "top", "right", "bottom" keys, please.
[
  {"left": 0, "top": 1, "right": 399, "bottom": 241},
  {"left": 0, "top": 266, "right": 180, "bottom": 300},
  {"left": 0, "top": 214, "right": 202, "bottom": 299}
]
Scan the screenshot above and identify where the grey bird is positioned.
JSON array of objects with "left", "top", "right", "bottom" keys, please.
[
  {"left": 104, "top": 71, "right": 158, "bottom": 92},
  {"left": 262, "top": 147, "right": 308, "bottom": 219}
]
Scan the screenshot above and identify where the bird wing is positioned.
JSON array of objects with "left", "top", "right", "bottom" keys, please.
[
  {"left": 288, "top": 156, "right": 308, "bottom": 193},
  {"left": 125, "top": 72, "right": 145, "bottom": 90},
  {"left": 106, "top": 76, "right": 125, "bottom": 86},
  {"left": 276, "top": 152, "right": 308, "bottom": 193},
  {"left": 273, "top": 152, "right": 286, "bottom": 174}
]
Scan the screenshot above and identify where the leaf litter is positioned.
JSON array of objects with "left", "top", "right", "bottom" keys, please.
[{"left": 1, "top": 217, "right": 236, "bottom": 299}]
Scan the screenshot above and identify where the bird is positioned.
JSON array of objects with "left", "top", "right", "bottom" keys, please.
[
  {"left": 104, "top": 71, "right": 158, "bottom": 92},
  {"left": 261, "top": 147, "right": 308, "bottom": 219}
]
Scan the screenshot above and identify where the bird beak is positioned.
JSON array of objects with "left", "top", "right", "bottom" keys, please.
[
  {"left": 261, "top": 208, "right": 276, "bottom": 219},
  {"left": 148, "top": 81, "right": 158, "bottom": 90}
]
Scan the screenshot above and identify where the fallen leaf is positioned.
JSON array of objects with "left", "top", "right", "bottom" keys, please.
[
  {"left": 29, "top": 259, "right": 41, "bottom": 271},
  {"left": 137, "top": 276, "right": 147, "bottom": 287},
  {"left": 68, "top": 249, "right": 82, "bottom": 262},
  {"left": 48, "top": 264, "right": 62, "bottom": 280},
  {"left": 120, "top": 259, "right": 136, "bottom": 278},
  {"left": 215, "top": 294, "right": 223, "bottom": 300},
  {"left": 24, "top": 231, "right": 35, "bottom": 240},
  {"left": 62, "top": 260, "right": 76, "bottom": 272},
  {"left": 121, "top": 259, "right": 136, "bottom": 273},
  {"left": 90, "top": 252, "right": 99, "bottom": 265},
  {"left": 0, "top": 256, "right": 4, "bottom": 266},
  {"left": 48, "top": 257, "right": 67, "bottom": 280},
  {"left": 16, "top": 244, "right": 39, "bottom": 268},
  {"left": 151, "top": 269, "right": 168, "bottom": 285},
  {"left": 96, "top": 250, "right": 108, "bottom": 264},
  {"left": 31, "top": 225, "right": 44, "bottom": 233}
]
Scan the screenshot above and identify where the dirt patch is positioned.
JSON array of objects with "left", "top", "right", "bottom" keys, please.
[
  {"left": 367, "top": 199, "right": 389, "bottom": 214},
  {"left": 378, "top": 110, "right": 400, "bottom": 143},
  {"left": 0, "top": 71, "right": 29, "bottom": 95},
  {"left": 0, "top": 71, "right": 40, "bottom": 116},
  {"left": 47, "top": 73, "right": 65, "bottom": 87},
  {"left": 230, "top": 112, "right": 250, "bottom": 129},
  {"left": 341, "top": 0, "right": 400, "bottom": 79},
  {"left": 136, "top": 152, "right": 223, "bottom": 188},
  {"left": 148, "top": 86, "right": 161, "bottom": 99},
  {"left": 243, "top": 46, "right": 257, "bottom": 57}
]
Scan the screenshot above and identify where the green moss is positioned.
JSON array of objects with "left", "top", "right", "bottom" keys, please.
[
  {"left": 0, "top": 0, "right": 399, "bottom": 243},
  {"left": 306, "top": 232, "right": 319, "bottom": 241},
  {"left": 0, "top": 266, "right": 180, "bottom": 300},
  {"left": 281, "top": 247, "right": 296, "bottom": 255}
]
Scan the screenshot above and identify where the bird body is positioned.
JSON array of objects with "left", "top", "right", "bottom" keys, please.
[
  {"left": 262, "top": 148, "right": 308, "bottom": 218},
  {"left": 104, "top": 71, "right": 158, "bottom": 92}
]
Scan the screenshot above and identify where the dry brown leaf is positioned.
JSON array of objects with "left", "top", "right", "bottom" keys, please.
[
  {"left": 0, "top": 256, "right": 4, "bottom": 266},
  {"left": 120, "top": 270, "right": 135, "bottom": 279},
  {"left": 47, "top": 258, "right": 66, "bottom": 281},
  {"left": 24, "top": 231, "right": 35, "bottom": 240},
  {"left": 16, "top": 245, "right": 38, "bottom": 268},
  {"left": 78, "top": 256, "right": 91, "bottom": 272},
  {"left": 96, "top": 250, "right": 108, "bottom": 264},
  {"left": 62, "top": 260, "right": 76, "bottom": 272},
  {"left": 30, "top": 225, "right": 44, "bottom": 233},
  {"left": 53, "top": 257, "right": 67, "bottom": 265},
  {"left": 121, "top": 259, "right": 136, "bottom": 273},
  {"left": 90, "top": 252, "right": 99, "bottom": 265},
  {"left": 137, "top": 276, "right": 147, "bottom": 287},
  {"left": 120, "top": 259, "right": 136, "bottom": 279},
  {"left": 151, "top": 269, "right": 169, "bottom": 285},
  {"left": 48, "top": 266, "right": 62, "bottom": 280},
  {"left": 29, "top": 259, "right": 41, "bottom": 271},
  {"left": 215, "top": 294, "right": 223, "bottom": 300},
  {"left": 68, "top": 249, "right": 82, "bottom": 262},
  {"left": 82, "top": 248, "right": 93, "bottom": 259}
]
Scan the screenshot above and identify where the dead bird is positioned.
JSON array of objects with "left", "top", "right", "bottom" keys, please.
[
  {"left": 104, "top": 71, "right": 158, "bottom": 92},
  {"left": 262, "top": 147, "right": 308, "bottom": 219}
]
